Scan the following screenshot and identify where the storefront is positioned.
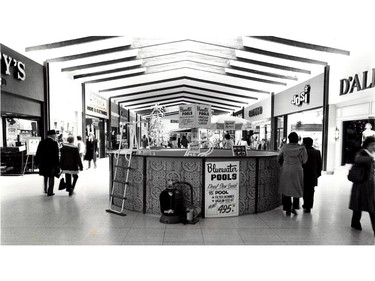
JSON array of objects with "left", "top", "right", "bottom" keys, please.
[
  {"left": 1, "top": 44, "right": 46, "bottom": 175},
  {"left": 118, "top": 105, "right": 129, "bottom": 148},
  {"left": 85, "top": 89, "right": 109, "bottom": 158},
  {"left": 109, "top": 100, "right": 120, "bottom": 150},
  {"left": 273, "top": 73, "right": 325, "bottom": 154},
  {"left": 327, "top": 61, "right": 375, "bottom": 170},
  {"left": 244, "top": 97, "right": 272, "bottom": 150}
]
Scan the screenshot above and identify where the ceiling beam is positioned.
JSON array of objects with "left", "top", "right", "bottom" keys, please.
[
  {"left": 115, "top": 89, "right": 249, "bottom": 105},
  {"left": 46, "top": 45, "right": 132, "bottom": 63},
  {"left": 73, "top": 65, "right": 143, "bottom": 79},
  {"left": 61, "top": 57, "right": 139, "bottom": 72},
  {"left": 98, "top": 75, "right": 269, "bottom": 95},
  {"left": 228, "top": 60, "right": 298, "bottom": 81},
  {"left": 120, "top": 92, "right": 241, "bottom": 109},
  {"left": 249, "top": 36, "right": 350, "bottom": 55},
  {"left": 242, "top": 46, "right": 328, "bottom": 66},
  {"left": 25, "top": 36, "right": 119, "bottom": 51}
]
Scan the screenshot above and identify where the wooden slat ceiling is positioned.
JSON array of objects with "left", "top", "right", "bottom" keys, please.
[{"left": 25, "top": 36, "right": 350, "bottom": 116}]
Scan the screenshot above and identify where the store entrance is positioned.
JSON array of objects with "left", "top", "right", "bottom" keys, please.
[
  {"left": 86, "top": 117, "right": 107, "bottom": 158},
  {"left": 342, "top": 119, "right": 374, "bottom": 165}
]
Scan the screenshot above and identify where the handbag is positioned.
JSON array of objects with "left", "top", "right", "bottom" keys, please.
[
  {"left": 347, "top": 164, "right": 367, "bottom": 183},
  {"left": 58, "top": 178, "right": 67, "bottom": 190}
]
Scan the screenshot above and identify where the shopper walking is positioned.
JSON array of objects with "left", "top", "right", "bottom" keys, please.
[
  {"left": 180, "top": 135, "right": 189, "bottom": 148},
  {"left": 84, "top": 133, "right": 98, "bottom": 169},
  {"left": 34, "top": 130, "right": 60, "bottom": 196},
  {"left": 302, "top": 137, "right": 322, "bottom": 213},
  {"left": 278, "top": 132, "right": 308, "bottom": 216},
  {"left": 60, "top": 136, "right": 83, "bottom": 196},
  {"left": 223, "top": 133, "right": 234, "bottom": 149},
  {"left": 76, "top": 135, "right": 85, "bottom": 162},
  {"left": 141, "top": 135, "right": 149, "bottom": 148},
  {"left": 349, "top": 136, "right": 375, "bottom": 236}
]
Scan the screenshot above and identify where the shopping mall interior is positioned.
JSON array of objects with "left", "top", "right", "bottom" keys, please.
[{"left": 1, "top": 1, "right": 374, "bottom": 280}]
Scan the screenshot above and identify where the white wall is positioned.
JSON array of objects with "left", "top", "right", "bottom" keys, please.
[
  {"left": 49, "top": 63, "right": 83, "bottom": 138},
  {"left": 326, "top": 39, "right": 375, "bottom": 171}
]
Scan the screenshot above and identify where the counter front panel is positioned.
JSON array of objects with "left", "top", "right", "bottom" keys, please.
[{"left": 109, "top": 151, "right": 281, "bottom": 216}]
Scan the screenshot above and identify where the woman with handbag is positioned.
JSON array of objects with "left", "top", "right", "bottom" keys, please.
[
  {"left": 349, "top": 136, "right": 375, "bottom": 236},
  {"left": 60, "top": 136, "right": 83, "bottom": 196}
]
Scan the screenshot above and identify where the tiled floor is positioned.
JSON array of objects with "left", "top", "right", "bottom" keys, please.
[{"left": 1, "top": 158, "right": 374, "bottom": 246}]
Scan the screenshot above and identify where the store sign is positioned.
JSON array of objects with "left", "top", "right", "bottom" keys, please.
[
  {"left": 179, "top": 104, "right": 196, "bottom": 128},
  {"left": 0, "top": 52, "right": 26, "bottom": 81},
  {"left": 179, "top": 103, "right": 211, "bottom": 129},
  {"left": 339, "top": 68, "right": 375, "bottom": 96},
  {"left": 291, "top": 84, "right": 310, "bottom": 106},
  {"left": 224, "top": 121, "right": 235, "bottom": 130},
  {"left": 205, "top": 161, "right": 239, "bottom": 217},
  {"left": 196, "top": 104, "right": 211, "bottom": 128},
  {"left": 188, "top": 142, "right": 201, "bottom": 155},
  {"left": 86, "top": 91, "right": 109, "bottom": 119},
  {"left": 248, "top": 106, "right": 263, "bottom": 117}
]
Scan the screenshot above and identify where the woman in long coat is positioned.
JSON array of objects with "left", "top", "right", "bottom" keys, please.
[
  {"left": 349, "top": 136, "right": 375, "bottom": 235},
  {"left": 84, "top": 133, "right": 98, "bottom": 169},
  {"left": 278, "top": 132, "right": 308, "bottom": 216},
  {"left": 60, "top": 136, "right": 83, "bottom": 196}
]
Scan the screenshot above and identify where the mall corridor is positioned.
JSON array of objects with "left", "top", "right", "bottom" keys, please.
[{"left": 1, "top": 158, "right": 374, "bottom": 245}]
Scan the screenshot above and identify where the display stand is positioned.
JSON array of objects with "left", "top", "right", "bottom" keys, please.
[
  {"left": 22, "top": 137, "right": 40, "bottom": 175},
  {"left": 232, "top": 145, "right": 247, "bottom": 157}
]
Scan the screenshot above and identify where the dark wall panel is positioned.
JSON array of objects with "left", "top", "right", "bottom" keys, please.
[{"left": 1, "top": 92, "right": 42, "bottom": 117}]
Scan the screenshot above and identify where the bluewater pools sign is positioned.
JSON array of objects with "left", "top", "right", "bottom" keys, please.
[
  {"left": 179, "top": 104, "right": 196, "bottom": 128},
  {"left": 205, "top": 161, "right": 239, "bottom": 218},
  {"left": 179, "top": 103, "right": 211, "bottom": 128}
]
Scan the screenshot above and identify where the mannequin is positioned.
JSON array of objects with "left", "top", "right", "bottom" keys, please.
[{"left": 362, "top": 123, "right": 375, "bottom": 142}]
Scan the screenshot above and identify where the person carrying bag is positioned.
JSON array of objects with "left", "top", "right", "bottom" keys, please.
[{"left": 348, "top": 136, "right": 375, "bottom": 236}]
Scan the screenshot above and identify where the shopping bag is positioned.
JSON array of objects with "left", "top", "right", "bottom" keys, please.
[{"left": 58, "top": 178, "right": 67, "bottom": 190}]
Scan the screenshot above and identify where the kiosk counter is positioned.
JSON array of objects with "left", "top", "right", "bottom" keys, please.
[{"left": 108, "top": 149, "right": 281, "bottom": 217}]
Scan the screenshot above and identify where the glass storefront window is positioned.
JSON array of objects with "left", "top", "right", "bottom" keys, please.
[
  {"left": 4, "top": 117, "right": 39, "bottom": 147},
  {"left": 287, "top": 108, "right": 323, "bottom": 151}
]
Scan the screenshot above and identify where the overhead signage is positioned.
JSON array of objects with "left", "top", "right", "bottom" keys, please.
[
  {"left": 179, "top": 104, "right": 196, "bottom": 128},
  {"left": 248, "top": 106, "right": 263, "bottom": 117},
  {"left": 86, "top": 91, "right": 109, "bottom": 119},
  {"left": 196, "top": 104, "right": 211, "bottom": 128},
  {"left": 205, "top": 161, "right": 239, "bottom": 217},
  {"left": 179, "top": 103, "right": 211, "bottom": 129},
  {"left": 291, "top": 84, "right": 310, "bottom": 106},
  {"left": 339, "top": 68, "right": 375, "bottom": 96}
]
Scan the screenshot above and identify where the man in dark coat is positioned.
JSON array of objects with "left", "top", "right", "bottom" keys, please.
[
  {"left": 302, "top": 137, "right": 322, "bottom": 213},
  {"left": 34, "top": 130, "right": 60, "bottom": 196},
  {"left": 349, "top": 136, "right": 375, "bottom": 235}
]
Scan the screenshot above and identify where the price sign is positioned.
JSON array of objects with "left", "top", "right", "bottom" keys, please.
[
  {"left": 26, "top": 137, "right": 41, "bottom": 156},
  {"left": 205, "top": 161, "right": 239, "bottom": 217},
  {"left": 224, "top": 121, "right": 235, "bottom": 130}
]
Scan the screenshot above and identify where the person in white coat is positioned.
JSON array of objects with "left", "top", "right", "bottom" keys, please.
[{"left": 278, "top": 132, "right": 308, "bottom": 216}]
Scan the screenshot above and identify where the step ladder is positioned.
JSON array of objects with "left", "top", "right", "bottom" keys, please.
[{"left": 106, "top": 124, "right": 132, "bottom": 216}]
